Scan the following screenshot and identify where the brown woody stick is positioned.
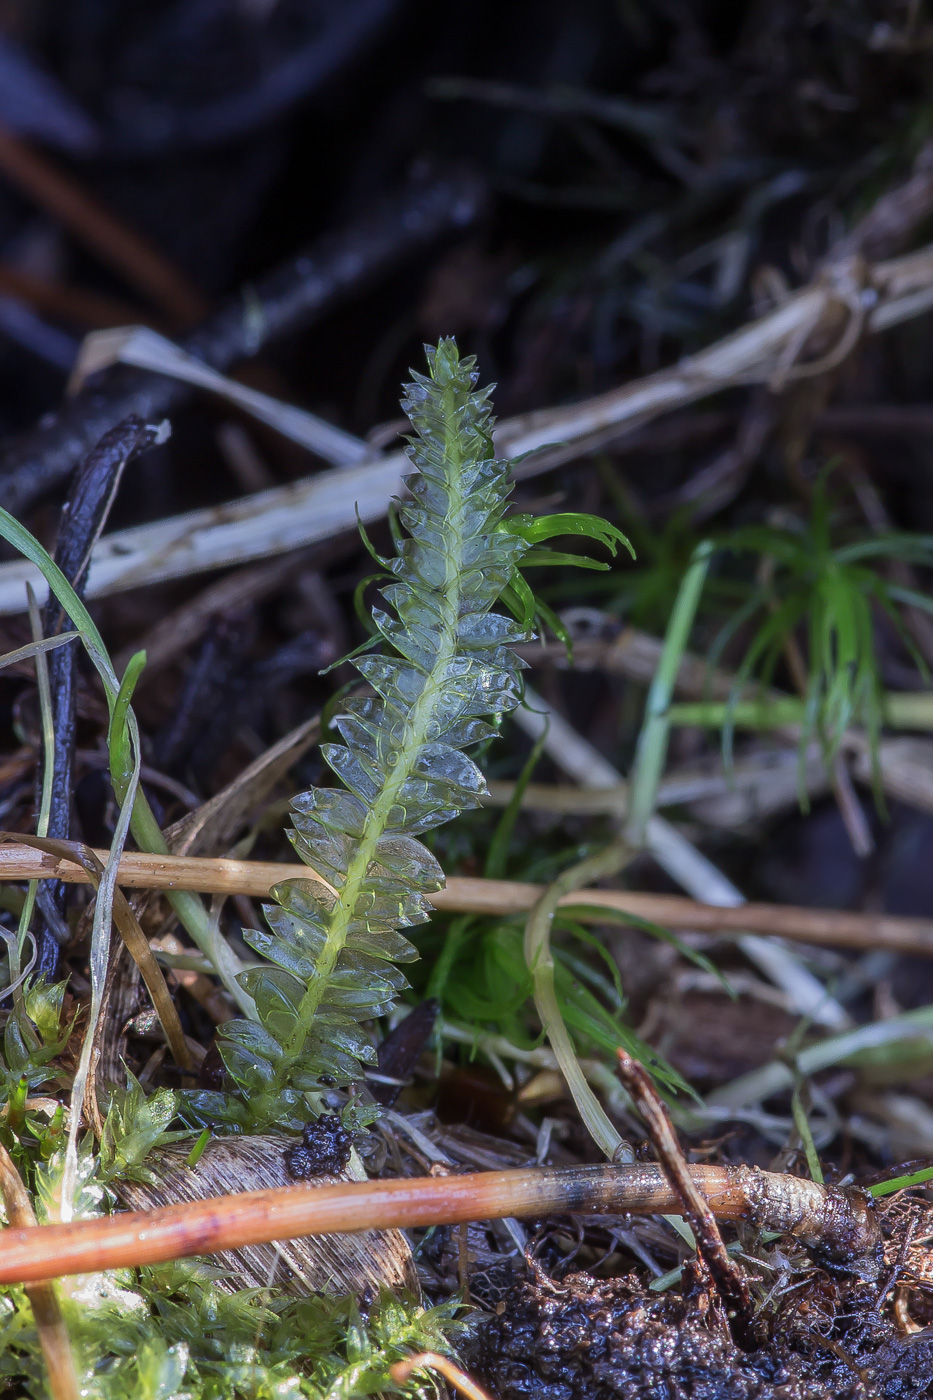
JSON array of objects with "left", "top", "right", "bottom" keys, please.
[
  {"left": 0, "top": 1162, "right": 879, "bottom": 1286},
  {"left": 0, "top": 843, "right": 930, "bottom": 957}
]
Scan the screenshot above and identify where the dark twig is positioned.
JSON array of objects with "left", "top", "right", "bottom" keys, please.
[
  {"left": 34, "top": 417, "right": 165, "bottom": 977},
  {"left": 616, "top": 1047, "right": 756, "bottom": 1348},
  {"left": 106, "top": 1, "right": 402, "bottom": 155},
  {"left": 0, "top": 172, "right": 485, "bottom": 517}
]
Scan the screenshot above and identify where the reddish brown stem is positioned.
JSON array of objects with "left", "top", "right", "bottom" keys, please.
[
  {"left": 389, "top": 1353, "right": 495, "bottom": 1400},
  {"left": 0, "top": 1162, "right": 880, "bottom": 1286}
]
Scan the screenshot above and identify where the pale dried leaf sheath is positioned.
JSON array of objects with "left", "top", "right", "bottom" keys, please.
[
  {"left": 67, "top": 327, "right": 368, "bottom": 466},
  {"left": 118, "top": 1135, "right": 416, "bottom": 1296}
]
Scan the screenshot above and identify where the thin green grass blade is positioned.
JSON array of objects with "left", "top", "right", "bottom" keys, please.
[
  {"left": 626, "top": 539, "right": 713, "bottom": 845},
  {"left": 0, "top": 506, "right": 250, "bottom": 1014},
  {"left": 870, "top": 1165, "right": 933, "bottom": 1198},
  {"left": 484, "top": 726, "right": 547, "bottom": 881},
  {"left": 790, "top": 1084, "right": 824, "bottom": 1184}
]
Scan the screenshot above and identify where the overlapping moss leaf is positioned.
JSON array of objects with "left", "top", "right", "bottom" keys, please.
[{"left": 201, "top": 340, "right": 532, "bottom": 1130}]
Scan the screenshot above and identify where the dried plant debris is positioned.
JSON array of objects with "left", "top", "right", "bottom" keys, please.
[{"left": 117, "top": 1133, "right": 417, "bottom": 1297}]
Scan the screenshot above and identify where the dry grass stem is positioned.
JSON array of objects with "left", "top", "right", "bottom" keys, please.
[
  {"left": 67, "top": 326, "right": 370, "bottom": 467},
  {"left": 3, "top": 227, "right": 933, "bottom": 613},
  {"left": 0, "top": 841, "right": 929, "bottom": 955}
]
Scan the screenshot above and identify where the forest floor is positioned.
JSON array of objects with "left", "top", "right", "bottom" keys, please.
[{"left": 2, "top": 3, "right": 933, "bottom": 1397}]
